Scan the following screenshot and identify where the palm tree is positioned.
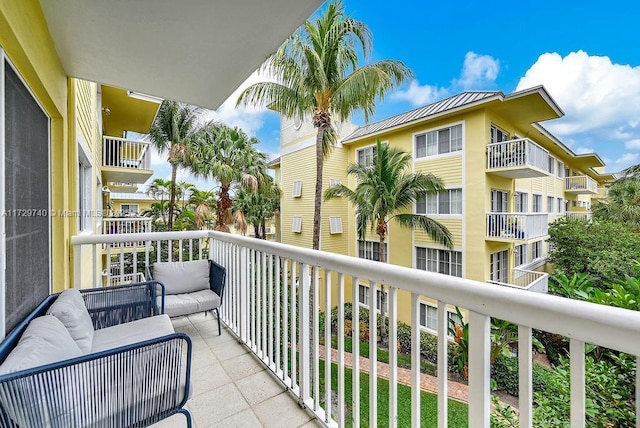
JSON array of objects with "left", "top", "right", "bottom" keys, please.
[
  {"left": 146, "top": 178, "right": 171, "bottom": 203},
  {"left": 237, "top": 1, "right": 412, "bottom": 251},
  {"left": 141, "top": 200, "right": 170, "bottom": 226},
  {"left": 593, "top": 178, "right": 640, "bottom": 229},
  {"left": 233, "top": 175, "right": 281, "bottom": 238},
  {"left": 147, "top": 101, "right": 201, "bottom": 231},
  {"left": 187, "top": 123, "right": 268, "bottom": 232},
  {"left": 188, "top": 188, "right": 217, "bottom": 229},
  {"left": 325, "top": 139, "right": 454, "bottom": 339}
]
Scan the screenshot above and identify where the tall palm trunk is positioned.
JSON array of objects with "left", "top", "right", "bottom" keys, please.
[
  {"left": 216, "top": 184, "right": 232, "bottom": 232},
  {"left": 168, "top": 163, "right": 177, "bottom": 231},
  {"left": 377, "top": 220, "right": 388, "bottom": 343},
  {"left": 312, "top": 125, "right": 325, "bottom": 250}
]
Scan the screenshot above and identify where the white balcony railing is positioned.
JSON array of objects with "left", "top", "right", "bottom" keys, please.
[
  {"left": 565, "top": 176, "right": 598, "bottom": 194},
  {"left": 102, "top": 136, "right": 151, "bottom": 170},
  {"left": 103, "top": 217, "right": 152, "bottom": 248},
  {"left": 487, "top": 138, "right": 549, "bottom": 172},
  {"left": 71, "top": 231, "right": 640, "bottom": 427},
  {"left": 489, "top": 269, "right": 548, "bottom": 293},
  {"left": 486, "top": 213, "right": 548, "bottom": 240},
  {"left": 566, "top": 211, "right": 593, "bottom": 221}
]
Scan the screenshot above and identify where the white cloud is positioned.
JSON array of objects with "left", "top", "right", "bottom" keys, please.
[
  {"left": 575, "top": 146, "right": 594, "bottom": 154},
  {"left": 454, "top": 52, "right": 500, "bottom": 90},
  {"left": 625, "top": 139, "right": 640, "bottom": 150},
  {"left": 611, "top": 152, "right": 640, "bottom": 171},
  {"left": 391, "top": 81, "right": 448, "bottom": 107}
]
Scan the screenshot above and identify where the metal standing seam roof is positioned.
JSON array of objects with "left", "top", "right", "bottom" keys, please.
[{"left": 343, "top": 91, "right": 502, "bottom": 142}]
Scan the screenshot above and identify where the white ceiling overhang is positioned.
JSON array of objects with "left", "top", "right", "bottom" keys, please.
[{"left": 39, "top": 0, "right": 323, "bottom": 109}]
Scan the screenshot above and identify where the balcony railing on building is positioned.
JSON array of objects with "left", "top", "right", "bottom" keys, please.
[
  {"left": 486, "top": 213, "right": 549, "bottom": 240},
  {"left": 102, "top": 136, "right": 153, "bottom": 184},
  {"left": 565, "top": 175, "right": 598, "bottom": 194},
  {"left": 566, "top": 211, "right": 593, "bottom": 221},
  {"left": 103, "top": 217, "right": 151, "bottom": 248},
  {"left": 71, "top": 230, "right": 640, "bottom": 428},
  {"left": 488, "top": 269, "right": 548, "bottom": 293},
  {"left": 487, "top": 138, "right": 550, "bottom": 178}
]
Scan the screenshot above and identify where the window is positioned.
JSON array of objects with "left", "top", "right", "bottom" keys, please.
[
  {"left": 532, "top": 241, "right": 542, "bottom": 260},
  {"left": 557, "top": 161, "right": 564, "bottom": 178},
  {"left": 557, "top": 197, "right": 564, "bottom": 214},
  {"left": 329, "top": 178, "right": 342, "bottom": 188},
  {"left": 357, "top": 145, "right": 377, "bottom": 167},
  {"left": 490, "top": 250, "right": 508, "bottom": 283},
  {"left": 533, "top": 195, "right": 542, "bottom": 213},
  {"left": 120, "top": 204, "right": 139, "bottom": 216},
  {"left": 490, "top": 125, "right": 509, "bottom": 143},
  {"left": 548, "top": 155, "right": 555, "bottom": 174},
  {"left": 415, "top": 124, "right": 462, "bottom": 158},
  {"left": 419, "top": 303, "right": 438, "bottom": 331},
  {"left": 329, "top": 217, "right": 343, "bottom": 234},
  {"left": 491, "top": 190, "right": 509, "bottom": 213},
  {"left": 416, "top": 189, "right": 462, "bottom": 215},
  {"left": 78, "top": 159, "right": 92, "bottom": 232},
  {"left": 515, "top": 192, "right": 528, "bottom": 213},
  {"left": 292, "top": 180, "right": 302, "bottom": 197},
  {"left": 358, "top": 283, "right": 388, "bottom": 311},
  {"left": 358, "top": 240, "right": 384, "bottom": 261},
  {"left": 547, "top": 196, "right": 555, "bottom": 214},
  {"left": 292, "top": 216, "right": 302, "bottom": 233},
  {"left": 416, "top": 247, "right": 463, "bottom": 277},
  {"left": 515, "top": 244, "right": 528, "bottom": 267}
]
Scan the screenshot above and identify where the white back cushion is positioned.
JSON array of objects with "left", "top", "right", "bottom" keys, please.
[
  {"left": 46, "top": 288, "right": 95, "bottom": 353},
  {"left": 0, "top": 315, "right": 83, "bottom": 374},
  {"left": 153, "top": 260, "right": 210, "bottom": 295}
]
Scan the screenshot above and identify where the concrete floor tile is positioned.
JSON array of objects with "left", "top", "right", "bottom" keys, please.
[
  {"left": 236, "top": 370, "right": 287, "bottom": 406},
  {"left": 253, "top": 392, "right": 312, "bottom": 428},
  {"left": 212, "top": 339, "right": 249, "bottom": 361},
  {"left": 220, "top": 352, "right": 265, "bottom": 381},
  {"left": 213, "top": 409, "right": 264, "bottom": 428},
  {"left": 190, "top": 361, "right": 232, "bottom": 397},
  {"left": 188, "top": 383, "right": 249, "bottom": 425}
]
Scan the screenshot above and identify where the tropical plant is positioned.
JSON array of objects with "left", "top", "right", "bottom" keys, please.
[
  {"left": 548, "top": 272, "right": 596, "bottom": 300},
  {"left": 237, "top": 1, "right": 412, "bottom": 251},
  {"left": 147, "top": 100, "right": 202, "bottom": 230},
  {"left": 146, "top": 178, "right": 171, "bottom": 203},
  {"left": 325, "top": 139, "right": 453, "bottom": 339},
  {"left": 592, "top": 177, "right": 640, "bottom": 230},
  {"left": 141, "top": 200, "right": 170, "bottom": 225},
  {"left": 187, "top": 188, "right": 216, "bottom": 229},
  {"left": 187, "top": 123, "right": 268, "bottom": 232},
  {"left": 233, "top": 175, "right": 281, "bottom": 238}
]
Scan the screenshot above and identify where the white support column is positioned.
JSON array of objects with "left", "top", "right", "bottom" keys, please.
[
  {"left": 570, "top": 339, "right": 585, "bottom": 428},
  {"left": 313, "top": 266, "right": 320, "bottom": 411},
  {"left": 299, "top": 263, "right": 310, "bottom": 403},
  {"left": 324, "top": 270, "right": 331, "bottom": 423},
  {"left": 369, "top": 282, "right": 378, "bottom": 427},
  {"left": 411, "top": 292, "right": 421, "bottom": 428},
  {"left": 337, "top": 273, "right": 345, "bottom": 427},
  {"left": 239, "top": 246, "right": 248, "bottom": 343},
  {"left": 437, "top": 301, "right": 448, "bottom": 428},
  {"left": 73, "top": 244, "right": 82, "bottom": 288},
  {"left": 92, "top": 244, "right": 99, "bottom": 287},
  {"left": 518, "top": 325, "right": 533, "bottom": 428},
  {"left": 468, "top": 311, "right": 491, "bottom": 427},
  {"left": 352, "top": 277, "right": 360, "bottom": 427},
  {"left": 388, "top": 286, "right": 398, "bottom": 428}
]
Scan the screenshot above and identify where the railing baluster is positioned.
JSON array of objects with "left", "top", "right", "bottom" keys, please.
[
  {"left": 352, "top": 276, "right": 360, "bottom": 427},
  {"left": 299, "top": 262, "right": 311, "bottom": 404},
  {"left": 388, "top": 286, "right": 398, "bottom": 428},
  {"left": 468, "top": 311, "right": 491, "bottom": 427},
  {"left": 337, "top": 273, "right": 345, "bottom": 427},
  {"left": 239, "top": 246, "right": 248, "bottom": 343},
  {"left": 370, "top": 281, "right": 378, "bottom": 427},
  {"left": 324, "top": 270, "right": 332, "bottom": 423},
  {"left": 410, "top": 292, "right": 421, "bottom": 427},
  {"left": 437, "top": 300, "right": 448, "bottom": 428},
  {"left": 519, "top": 325, "right": 533, "bottom": 428},
  {"left": 275, "top": 255, "right": 281, "bottom": 374},
  {"left": 268, "top": 253, "right": 274, "bottom": 368},
  {"left": 291, "top": 261, "right": 297, "bottom": 390},
  {"left": 570, "top": 339, "right": 586, "bottom": 427},
  {"left": 262, "top": 251, "right": 267, "bottom": 360},
  {"left": 283, "top": 259, "right": 289, "bottom": 383},
  {"left": 313, "top": 267, "right": 319, "bottom": 411}
]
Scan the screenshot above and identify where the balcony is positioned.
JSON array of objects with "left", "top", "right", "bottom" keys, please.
[
  {"left": 486, "top": 213, "right": 549, "bottom": 241},
  {"left": 107, "top": 182, "right": 139, "bottom": 193},
  {"left": 102, "top": 136, "right": 153, "bottom": 184},
  {"left": 487, "top": 138, "right": 550, "bottom": 178},
  {"left": 566, "top": 211, "right": 593, "bottom": 221},
  {"left": 103, "top": 217, "right": 152, "bottom": 249},
  {"left": 71, "top": 230, "right": 640, "bottom": 427},
  {"left": 565, "top": 175, "right": 598, "bottom": 194},
  {"left": 488, "top": 269, "right": 548, "bottom": 293}
]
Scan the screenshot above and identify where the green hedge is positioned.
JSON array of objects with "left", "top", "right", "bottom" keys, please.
[{"left": 491, "top": 353, "right": 555, "bottom": 397}]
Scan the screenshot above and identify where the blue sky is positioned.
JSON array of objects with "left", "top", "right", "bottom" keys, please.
[{"left": 149, "top": 0, "right": 640, "bottom": 190}]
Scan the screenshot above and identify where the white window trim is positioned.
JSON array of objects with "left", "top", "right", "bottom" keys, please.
[
  {"left": 120, "top": 204, "right": 139, "bottom": 216},
  {"left": 77, "top": 139, "right": 94, "bottom": 234},
  {"left": 357, "top": 239, "right": 385, "bottom": 262},
  {"left": 329, "top": 216, "right": 343, "bottom": 234},
  {"left": 292, "top": 216, "right": 302, "bottom": 233},
  {"left": 329, "top": 178, "right": 342, "bottom": 188},
  {"left": 355, "top": 143, "right": 378, "bottom": 167},
  {"left": 416, "top": 187, "right": 463, "bottom": 217},
  {"left": 357, "top": 282, "right": 389, "bottom": 313},
  {"left": 418, "top": 301, "right": 462, "bottom": 339},
  {"left": 413, "top": 121, "right": 464, "bottom": 160},
  {"left": 292, "top": 180, "right": 302, "bottom": 198},
  {"left": 532, "top": 193, "right": 543, "bottom": 213},
  {"left": 415, "top": 245, "right": 463, "bottom": 278}
]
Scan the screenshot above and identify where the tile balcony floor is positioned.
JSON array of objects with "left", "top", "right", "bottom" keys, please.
[{"left": 151, "top": 313, "right": 320, "bottom": 428}]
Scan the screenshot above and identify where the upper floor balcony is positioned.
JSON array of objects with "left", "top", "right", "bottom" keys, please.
[
  {"left": 70, "top": 230, "right": 640, "bottom": 427},
  {"left": 488, "top": 269, "right": 548, "bottom": 293},
  {"left": 566, "top": 211, "right": 593, "bottom": 221},
  {"left": 102, "top": 217, "right": 152, "bottom": 249},
  {"left": 102, "top": 136, "right": 153, "bottom": 184},
  {"left": 565, "top": 175, "right": 598, "bottom": 194},
  {"left": 486, "top": 212, "right": 549, "bottom": 241},
  {"left": 487, "top": 138, "right": 550, "bottom": 179}
]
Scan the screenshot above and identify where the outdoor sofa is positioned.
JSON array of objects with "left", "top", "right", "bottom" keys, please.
[{"left": 0, "top": 282, "right": 192, "bottom": 427}]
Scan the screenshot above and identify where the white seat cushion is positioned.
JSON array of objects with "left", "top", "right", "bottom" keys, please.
[
  {"left": 46, "top": 288, "right": 95, "bottom": 353},
  {"left": 161, "top": 289, "right": 221, "bottom": 318},
  {"left": 153, "top": 260, "right": 210, "bottom": 295},
  {"left": 90, "top": 314, "right": 175, "bottom": 353}
]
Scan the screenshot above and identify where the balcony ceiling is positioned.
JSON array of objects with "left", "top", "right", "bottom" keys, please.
[{"left": 38, "top": 0, "right": 323, "bottom": 109}]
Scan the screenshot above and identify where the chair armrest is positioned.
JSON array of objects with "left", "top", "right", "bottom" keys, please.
[
  {"left": 80, "top": 281, "right": 165, "bottom": 329},
  {"left": 0, "top": 333, "right": 191, "bottom": 427}
]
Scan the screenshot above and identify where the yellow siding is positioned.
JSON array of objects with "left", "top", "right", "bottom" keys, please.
[
  {"left": 280, "top": 145, "right": 316, "bottom": 249},
  {"left": 415, "top": 155, "right": 463, "bottom": 184},
  {"left": 414, "top": 218, "right": 463, "bottom": 246}
]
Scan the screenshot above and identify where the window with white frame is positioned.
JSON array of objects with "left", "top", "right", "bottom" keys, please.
[
  {"left": 557, "top": 197, "right": 564, "bottom": 214},
  {"left": 515, "top": 192, "right": 528, "bottom": 213},
  {"left": 357, "top": 145, "right": 377, "bottom": 167},
  {"left": 120, "top": 204, "right": 139, "bottom": 216},
  {"left": 533, "top": 194, "right": 542, "bottom": 213},
  {"left": 557, "top": 161, "right": 564, "bottom": 178},
  {"left": 515, "top": 244, "right": 528, "bottom": 267},
  {"left": 548, "top": 155, "right": 555, "bottom": 174},
  {"left": 415, "top": 124, "right": 462, "bottom": 158},
  {"left": 292, "top": 180, "right": 302, "bottom": 197},
  {"left": 490, "top": 250, "right": 508, "bottom": 283},
  {"left": 419, "top": 303, "right": 438, "bottom": 331},
  {"left": 358, "top": 283, "right": 388, "bottom": 311},
  {"left": 491, "top": 190, "right": 509, "bottom": 213},
  {"left": 78, "top": 157, "right": 93, "bottom": 233},
  {"left": 329, "top": 217, "right": 343, "bottom": 234},
  {"left": 547, "top": 196, "right": 555, "bottom": 214},
  {"left": 532, "top": 240, "right": 542, "bottom": 260},
  {"left": 416, "top": 188, "right": 462, "bottom": 215},
  {"left": 358, "top": 240, "right": 384, "bottom": 261},
  {"left": 490, "top": 125, "right": 509, "bottom": 143},
  {"left": 292, "top": 216, "right": 302, "bottom": 233},
  {"left": 416, "top": 247, "right": 463, "bottom": 277},
  {"left": 329, "top": 178, "right": 342, "bottom": 188}
]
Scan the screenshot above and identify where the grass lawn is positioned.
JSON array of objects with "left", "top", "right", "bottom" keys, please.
[{"left": 319, "top": 362, "right": 468, "bottom": 427}]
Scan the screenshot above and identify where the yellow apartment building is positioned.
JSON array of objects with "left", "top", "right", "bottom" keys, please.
[{"left": 272, "top": 87, "right": 615, "bottom": 328}]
